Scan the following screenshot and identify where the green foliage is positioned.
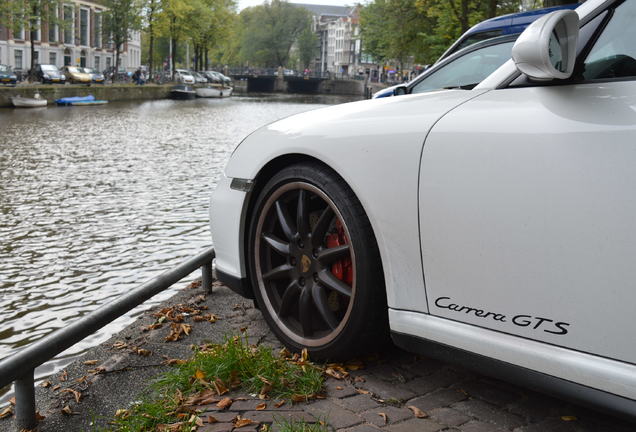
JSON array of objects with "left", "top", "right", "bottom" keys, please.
[
  {"left": 238, "top": 0, "right": 312, "bottom": 67},
  {"left": 297, "top": 27, "right": 318, "bottom": 69},
  {"left": 272, "top": 417, "right": 330, "bottom": 432},
  {"left": 103, "top": 0, "right": 143, "bottom": 71}
]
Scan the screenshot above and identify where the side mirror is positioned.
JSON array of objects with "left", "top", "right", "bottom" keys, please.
[
  {"left": 512, "top": 10, "right": 579, "bottom": 81},
  {"left": 393, "top": 85, "right": 408, "bottom": 96}
]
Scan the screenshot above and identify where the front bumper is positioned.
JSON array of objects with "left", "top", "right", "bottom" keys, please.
[{"left": 210, "top": 174, "right": 252, "bottom": 297}]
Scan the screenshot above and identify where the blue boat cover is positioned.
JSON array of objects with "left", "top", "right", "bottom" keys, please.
[{"left": 55, "top": 95, "right": 95, "bottom": 104}]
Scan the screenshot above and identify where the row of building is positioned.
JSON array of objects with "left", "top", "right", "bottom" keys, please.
[{"left": 0, "top": 0, "right": 141, "bottom": 73}]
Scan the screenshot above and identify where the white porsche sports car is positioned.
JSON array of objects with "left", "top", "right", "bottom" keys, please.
[{"left": 211, "top": 0, "right": 636, "bottom": 417}]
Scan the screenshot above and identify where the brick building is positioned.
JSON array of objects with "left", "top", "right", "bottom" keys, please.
[{"left": 0, "top": 0, "right": 141, "bottom": 73}]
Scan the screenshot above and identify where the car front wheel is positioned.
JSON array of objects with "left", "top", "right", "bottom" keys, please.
[{"left": 248, "top": 163, "right": 388, "bottom": 360}]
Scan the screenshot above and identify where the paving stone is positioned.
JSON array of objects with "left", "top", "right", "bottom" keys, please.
[
  {"left": 325, "top": 379, "right": 359, "bottom": 398},
  {"left": 198, "top": 423, "right": 234, "bottom": 432},
  {"left": 407, "top": 388, "right": 468, "bottom": 412},
  {"left": 356, "top": 375, "right": 416, "bottom": 401},
  {"left": 369, "top": 364, "right": 407, "bottom": 382},
  {"left": 360, "top": 405, "right": 412, "bottom": 426},
  {"left": 506, "top": 393, "right": 564, "bottom": 422},
  {"left": 452, "top": 400, "right": 525, "bottom": 430},
  {"left": 304, "top": 399, "right": 364, "bottom": 429},
  {"left": 229, "top": 399, "right": 301, "bottom": 411},
  {"left": 200, "top": 412, "right": 240, "bottom": 423},
  {"left": 384, "top": 418, "right": 445, "bottom": 432},
  {"left": 460, "top": 420, "right": 508, "bottom": 432},
  {"left": 398, "top": 355, "right": 445, "bottom": 377},
  {"left": 241, "top": 410, "right": 315, "bottom": 424},
  {"left": 454, "top": 379, "right": 523, "bottom": 407},
  {"left": 338, "top": 425, "right": 383, "bottom": 432},
  {"left": 336, "top": 394, "right": 380, "bottom": 413},
  {"left": 406, "top": 368, "right": 467, "bottom": 396},
  {"left": 428, "top": 407, "right": 472, "bottom": 427}
]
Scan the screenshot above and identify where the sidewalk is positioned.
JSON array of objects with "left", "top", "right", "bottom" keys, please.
[{"left": 3, "top": 281, "right": 632, "bottom": 432}]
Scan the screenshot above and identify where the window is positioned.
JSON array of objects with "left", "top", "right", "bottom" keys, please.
[
  {"left": 13, "top": 26, "right": 25, "bottom": 40},
  {"left": 64, "top": 48, "right": 71, "bottom": 66},
  {"left": 80, "top": 50, "right": 86, "bottom": 67},
  {"left": 33, "top": 50, "right": 39, "bottom": 65},
  {"left": 14, "top": 50, "right": 23, "bottom": 69},
  {"left": 49, "top": 52, "right": 57, "bottom": 66},
  {"left": 94, "top": 55, "right": 100, "bottom": 71},
  {"left": 64, "top": 5, "right": 73, "bottom": 44},
  {"left": 80, "top": 9, "right": 89, "bottom": 46},
  {"left": 105, "top": 56, "right": 111, "bottom": 70},
  {"left": 582, "top": 1, "right": 636, "bottom": 81},
  {"left": 411, "top": 41, "right": 514, "bottom": 94},
  {"left": 49, "top": 8, "right": 58, "bottom": 42},
  {"left": 94, "top": 12, "right": 102, "bottom": 47}
]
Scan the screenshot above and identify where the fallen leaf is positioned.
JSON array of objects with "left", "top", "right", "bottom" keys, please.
[
  {"left": 60, "top": 388, "right": 82, "bottom": 403},
  {"left": 156, "top": 422, "right": 184, "bottom": 432},
  {"left": 274, "top": 400, "right": 285, "bottom": 408},
  {"left": 40, "top": 380, "right": 52, "bottom": 388},
  {"left": 88, "top": 367, "right": 106, "bottom": 374},
  {"left": 184, "top": 389, "right": 219, "bottom": 406},
  {"left": 301, "top": 348, "right": 309, "bottom": 363},
  {"left": 255, "top": 403, "right": 267, "bottom": 410},
  {"left": 335, "top": 386, "right": 344, "bottom": 390},
  {"left": 35, "top": 411, "right": 46, "bottom": 421},
  {"left": 213, "top": 378, "right": 229, "bottom": 395},
  {"left": 193, "top": 295, "right": 205, "bottom": 304},
  {"left": 61, "top": 405, "right": 78, "bottom": 416},
  {"left": 0, "top": 407, "right": 13, "bottom": 419},
  {"left": 561, "top": 416, "right": 577, "bottom": 422},
  {"left": 9, "top": 397, "right": 15, "bottom": 405},
  {"left": 206, "top": 415, "right": 218, "bottom": 423},
  {"left": 408, "top": 405, "right": 428, "bottom": 418},
  {"left": 75, "top": 375, "right": 89, "bottom": 384},
  {"left": 112, "top": 341, "right": 128, "bottom": 350},
  {"left": 234, "top": 416, "right": 254, "bottom": 428},
  {"left": 83, "top": 360, "right": 99, "bottom": 365},
  {"left": 325, "top": 367, "right": 346, "bottom": 380},
  {"left": 354, "top": 376, "right": 366, "bottom": 383},
  {"left": 291, "top": 394, "right": 306, "bottom": 403},
  {"left": 356, "top": 388, "right": 370, "bottom": 395},
  {"left": 195, "top": 369, "right": 206, "bottom": 380},
  {"left": 163, "top": 357, "right": 187, "bottom": 366},
  {"left": 60, "top": 370, "right": 68, "bottom": 382},
  {"left": 136, "top": 348, "right": 152, "bottom": 356},
  {"left": 345, "top": 360, "right": 365, "bottom": 370},
  {"left": 379, "top": 412, "right": 387, "bottom": 424},
  {"left": 52, "top": 384, "right": 61, "bottom": 391},
  {"left": 115, "top": 409, "right": 130, "bottom": 418},
  {"left": 216, "top": 397, "right": 233, "bottom": 410},
  {"left": 189, "top": 414, "right": 204, "bottom": 427},
  {"left": 181, "top": 323, "right": 192, "bottom": 335}
]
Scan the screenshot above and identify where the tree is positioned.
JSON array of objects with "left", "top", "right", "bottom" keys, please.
[
  {"left": 239, "top": 0, "right": 311, "bottom": 68},
  {"left": 0, "top": 0, "right": 61, "bottom": 80},
  {"left": 143, "top": 0, "right": 161, "bottom": 79},
  {"left": 103, "top": 0, "right": 143, "bottom": 80},
  {"left": 297, "top": 27, "right": 317, "bottom": 70}
]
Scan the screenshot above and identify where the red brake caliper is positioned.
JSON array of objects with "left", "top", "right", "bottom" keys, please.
[{"left": 325, "top": 219, "right": 353, "bottom": 285}]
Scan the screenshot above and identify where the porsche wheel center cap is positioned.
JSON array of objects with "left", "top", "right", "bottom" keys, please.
[{"left": 301, "top": 254, "right": 312, "bottom": 273}]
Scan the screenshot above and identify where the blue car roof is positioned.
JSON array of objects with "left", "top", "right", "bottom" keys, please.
[{"left": 466, "top": 3, "right": 580, "bottom": 36}]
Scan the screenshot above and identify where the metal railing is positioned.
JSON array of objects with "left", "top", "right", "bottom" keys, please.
[{"left": 0, "top": 247, "right": 215, "bottom": 431}]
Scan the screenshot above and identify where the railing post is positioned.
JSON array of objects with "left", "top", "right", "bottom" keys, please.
[
  {"left": 15, "top": 370, "right": 36, "bottom": 431},
  {"left": 202, "top": 261, "right": 213, "bottom": 293}
]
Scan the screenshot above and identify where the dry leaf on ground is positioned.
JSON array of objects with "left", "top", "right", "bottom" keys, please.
[
  {"left": 206, "top": 415, "right": 218, "bottom": 423},
  {"left": 378, "top": 412, "right": 388, "bottom": 424},
  {"left": 60, "top": 388, "right": 82, "bottom": 403},
  {"left": 561, "top": 416, "right": 577, "bottom": 421},
  {"left": 255, "top": 403, "right": 267, "bottom": 410},
  {"left": 83, "top": 360, "right": 99, "bottom": 365},
  {"left": 274, "top": 400, "right": 285, "bottom": 408},
  {"left": 0, "top": 407, "right": 13, "bottom": 419},
  {"left": 234, "top": 416, "right": 254, "bottom": 428},
  {"left": 408, "top": 405, "right": 429, "bottom": 418},
  {"left": 216, "top": 397, "right": 233, "bottom": 410},
  {"left": 61, "top": 405, "right": 78, "bottom": 416}
]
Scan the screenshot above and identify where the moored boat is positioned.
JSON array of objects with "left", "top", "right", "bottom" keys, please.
[
  {"left": 11, "top": 92, "right": 48, "bottom": 108},
  {"left": 55, "top": 95, "right": 108, "bottom": 106},
  {"left": 170, "top": 85, "right": 196, "bottom": 100},
  {"left": 195, "top": 85, "right": 233, "bottom": 98}
]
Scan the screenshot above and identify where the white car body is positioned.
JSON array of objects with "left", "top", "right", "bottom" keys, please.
[
  {"left": 175, "top": 69, "right": 195, "bottom": 84},
  {"left": 210, "top": 0, "right": 636, "bottom": 417}
]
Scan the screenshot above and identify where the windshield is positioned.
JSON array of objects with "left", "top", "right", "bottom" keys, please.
[
  {"left": 67, "top": 67, "right": 80, "bottom": 73},
  {"left": 41, "top": 65, "right": 57, "bottom": 71},
  {"left": 0, "top": 64, "right": 11, "bottom": 72},
  {"left": 411, "top": 41, "right": 514, "bottom": 94},
  {"left": 83, "top": 68, "right": 96, "bottom": 73}
]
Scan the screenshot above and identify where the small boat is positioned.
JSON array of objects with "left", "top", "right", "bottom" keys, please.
[
  {"left": 11, "top": 92, "right": 47, "bottom": 108},
  {"left": 55, "top": 95, "right": 108, "bottom": 106},
  {"left": 195, "top": 85, "right": 233, "bottom": 98},
  {"left": 170, "top": 85, "right": 196, "bottom": 100}
]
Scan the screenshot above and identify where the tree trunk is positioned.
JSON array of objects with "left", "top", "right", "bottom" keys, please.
[
  {"left": 28, "top": 3, "right": 39, "bottom": 82},
  {"left": 115, "top": 44, "right": 120, "bottom": 83},
  {"left": 172, "top": 37, "right": 177, "bottom": 78},
  {"left": 487, "top": 0, "right": 497, "bottom": 18},
  {"left": 148, "top": 26, "right": 154, "bottom": 81},
  {"left": 544, "top": 0, "right": 578, "bottom": 6},
  {"left": 204, "top": 47, "right": 208, "bottom": 71}
]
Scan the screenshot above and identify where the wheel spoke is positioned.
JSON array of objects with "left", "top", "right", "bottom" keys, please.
[
  {"left": 262, "top": 233, "right": 290, "bottom": 256},
  {"left": 318, "top": 269, "right": 352, "bottom": 297},
  {"left": 275, "top": 199, "right": 296, "bottom": 240},
  {"left": 317, "top": 244, "right": 350, "bottom": 265},
  {"left": 279, "top": 281, "right": 300, "bottom": 317},
  {"left": 297, "top": 189, "right": 309, "bottom": 238},
  {"left": 311, "top": 206, "right": 334, "bottom": 241},
  {"left": 299, "top": 287, "right": 313, "bottom": 336},
  {"left": 311, "top": 284, "right": 339, "bottom": 329},
  {"left": 262, "top": 263, "right": 293, "bottom": 281}
]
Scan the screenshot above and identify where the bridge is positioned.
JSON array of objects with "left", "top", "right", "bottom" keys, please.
[{"left": 226, "top": 68, "right": 364, "bottom": 95}]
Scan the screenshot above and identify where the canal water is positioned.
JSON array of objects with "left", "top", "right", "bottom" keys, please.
[{"left": 0, "top": 94, "right": 359, "bottom": 400}]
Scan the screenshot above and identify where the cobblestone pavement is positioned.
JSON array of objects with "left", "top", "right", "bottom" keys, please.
[{"left": 3, "top": 283, "right": 633, "bottom": 432}]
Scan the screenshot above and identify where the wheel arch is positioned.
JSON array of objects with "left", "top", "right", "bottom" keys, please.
[{"left": 241, "top": 153, "right": 386, "bottom": 301}]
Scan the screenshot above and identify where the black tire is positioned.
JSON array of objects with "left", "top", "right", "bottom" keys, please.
[{"left": 248, "top": 162, "right": 388, "bottom": 360}]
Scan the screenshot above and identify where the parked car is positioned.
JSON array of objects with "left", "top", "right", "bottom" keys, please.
[
  {"left": 175, "top": 69, "right": 195, "bottom": 84},
  {"left": 63, "top": 66, "right": 92, "bottom": 84},
  {"left": 204, "top": 70, "right": 231, "bottom": 85},
  {"left": 34, "top": 64, "right": 66, "bottom": 84},
  {"left": 374, "top": 3, "right": 580, "bottom": 99},
  {"left": 0, "top": 64, "right": 17, "bottom": 85},
  {"left": 210, "top": 0, "right": 636, "bottom": 419},
  {"left": 82, "top": 67, "right": 105, "bottom": 84},
  {"left": 190, "top": 71, "right": 208, "bottom": 84}
]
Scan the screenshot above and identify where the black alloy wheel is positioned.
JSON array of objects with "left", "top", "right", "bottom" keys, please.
[{"left": 248, "top": 163, "right": 388, "bottom": 360}]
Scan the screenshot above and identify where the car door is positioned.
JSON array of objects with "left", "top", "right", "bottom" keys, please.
[{"left": 418, "top": 1, "right": 636, "bottom": 365}]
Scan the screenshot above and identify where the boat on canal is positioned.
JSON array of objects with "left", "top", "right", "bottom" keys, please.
[
  {"left": 55, "top": 95, "right": 108, "bottom": 106},
  {"left": 11, "top": 92, "right": 48, "bottom": 108},
  {"left": 195, "top": 85, "right": 233, "bottom": 98},
  {"left": 170, "top": 85, "right": 196, "bottom": 100}
]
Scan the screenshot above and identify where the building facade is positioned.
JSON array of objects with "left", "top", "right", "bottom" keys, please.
[{"left": 0, "top": 0, "right": 141, "bottom": 73}]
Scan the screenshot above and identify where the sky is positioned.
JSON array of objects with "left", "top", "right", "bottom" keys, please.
[{"left": 238, "top": 0, "right": 358, "bottom": 11}]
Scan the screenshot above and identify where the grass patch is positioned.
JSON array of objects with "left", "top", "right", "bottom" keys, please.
[
  {"left": 109, "top": 335, "right": 324, "bottom": 431},
  {"left": 268, "top": 417, "right": 330, "bottom": 432}
]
